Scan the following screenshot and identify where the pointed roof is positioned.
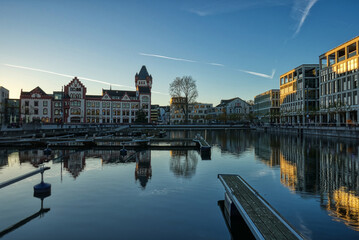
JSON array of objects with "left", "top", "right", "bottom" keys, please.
[
  {"left": 31, "top": 86, "right": 47, "bottom": 95},
  {"left": 21, "top": 86, "right": 50, "bottom": 97},
  {"left": 136, "top": 65, "right": 150, "bottom": 80}
]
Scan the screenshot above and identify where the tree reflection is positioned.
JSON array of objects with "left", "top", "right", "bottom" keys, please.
[{"left": 170, "top": 150, "right": 198, "bottom": 178}]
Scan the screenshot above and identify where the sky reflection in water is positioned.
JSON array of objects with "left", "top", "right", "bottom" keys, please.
[{"left": 0, "top": 130, "right": 358, "bottom": 240}]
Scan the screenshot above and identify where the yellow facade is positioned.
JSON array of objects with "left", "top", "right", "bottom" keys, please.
[
  {"left": 321, "top": 36, "right": 359, "bottom": 73},
  {"left": 279, "top": 69, "right": 297, "bottom": 104}
]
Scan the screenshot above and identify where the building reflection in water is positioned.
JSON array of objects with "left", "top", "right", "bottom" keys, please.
[
  {"left": 13, "top": 149, "right": 153, "bottom": 185},
  {"left": 170, "top": 150, "right": 198, "bottom": 178},
  {"left": 135, "top": 151, "right": 152, "bottom": 189},
  {"left": 18, "top": 150, "right": 55, "bottom": 168},
  {"left": 169, "top": 130, "right": 253, "bottom": 157},
  {"left": 206, "top": 130, "right": 253, "bottom": 157},
  {"left": 63, "top": 151, "right": 86, "bottom": 179},
  {"left": 3, "top": 130, "right": 359, "bottom": 231},
  {"left": 254, "top": 133, "right": 359, "bottom": 231}
]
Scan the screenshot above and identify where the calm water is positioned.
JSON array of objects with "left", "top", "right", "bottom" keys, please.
[{"left": 0, "top": 130, "right": 359, "bottom": 240}]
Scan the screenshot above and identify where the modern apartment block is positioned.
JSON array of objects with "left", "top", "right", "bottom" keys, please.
[
  {"left": 253, "top": 89, "right": 280, "bottom": 123},
  {"left": 0, "top": 87, "right": 9, "bottom": 125},
  {"left": 279, "top": 64, "right": 319, "bottom": 124},
  {"left": 169, "top": 97, "right": 213, "bottom": 124},
  {"left": 319, "top": 36, "right": 359, "bottom": 125},
  {"left": 19, "top": 66, "right": 152, "bottom": 124}
]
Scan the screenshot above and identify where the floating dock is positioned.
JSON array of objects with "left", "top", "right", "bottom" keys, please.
[
  {"left": 218, "top": 174, "right": 304, "bottom": 240},
  {"left": 193, "top": 134, "right": 211, "bottom": 159}
]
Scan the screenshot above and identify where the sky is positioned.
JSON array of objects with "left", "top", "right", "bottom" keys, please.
[{"left": 0, "top": 0, "right": 359, "bottom": 106}]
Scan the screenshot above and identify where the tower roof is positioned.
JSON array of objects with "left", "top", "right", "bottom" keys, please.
[{"left": 137, "top": 65, "right": 150, "bottom": 80}]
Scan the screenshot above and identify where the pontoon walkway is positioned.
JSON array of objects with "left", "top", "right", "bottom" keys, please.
[{"left": 218, "top": 174, "right": 304, "bottom": 240}]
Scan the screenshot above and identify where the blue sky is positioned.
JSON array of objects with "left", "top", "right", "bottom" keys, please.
[{"left": 0, "top": 0, "right": 358, "bottom": 105}]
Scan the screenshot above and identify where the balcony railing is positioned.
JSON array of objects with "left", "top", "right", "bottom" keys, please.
[
  {"left": 348, "top": 51, "right": 357, "bottom": 58},
  {"left": 338, "top": 56, "right": 346, "bottom": 62}
]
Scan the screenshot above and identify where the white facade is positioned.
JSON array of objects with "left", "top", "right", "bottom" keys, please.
[
  {"left": 20, "top": 87, "right": 52, "bottom": 123},
  {"left": 210, "top": 97, "right": 252, "bottom": 118}
]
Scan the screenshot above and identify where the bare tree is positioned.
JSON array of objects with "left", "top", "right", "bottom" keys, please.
[{"left": 169, "top": 76, "right": 198, "bottom": 124}]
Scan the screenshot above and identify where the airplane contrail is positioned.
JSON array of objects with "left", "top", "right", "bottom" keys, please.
[
  {"left": 238, "top": 69, "right": 276, "bottom": 79},
  {"left": 4, "top": 64, "right": 169, "bottom": 95},
  {"left": 139, "top": 52, "right": 276, "bottom": 79},
  {"left": 139, "top": 53, "right": 197, "bottom": 63}
]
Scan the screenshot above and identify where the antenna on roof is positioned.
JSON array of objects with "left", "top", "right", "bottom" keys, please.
[{"left": 110, "top": 84, "right": 112, "bottom": 90}]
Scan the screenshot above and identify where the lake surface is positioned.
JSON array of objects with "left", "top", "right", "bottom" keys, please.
[{"left": 0, "top": 130, "right": 358, "bottom": 240}]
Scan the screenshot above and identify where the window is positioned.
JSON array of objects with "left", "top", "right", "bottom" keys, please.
[
  {"left": 25, "top": 101, "right": 29, "bottom": 106},
  {"left": 34, "top": 101, "right": 38, "bottom": 106},
  {"left": 43, "top": 101, "right": 48, "bottom": 107},
  {"left": 43, "top": 108, "right": 48, "bottom": 115},
  {"left": 34, "top": 109, "right": 38, "bottom": 115}
]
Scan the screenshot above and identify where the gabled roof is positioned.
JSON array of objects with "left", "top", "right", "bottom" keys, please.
[
  {"left": 102, "top": 92, "right": 111, "bottom": 100},
  {"left": 136, "top": 65, "right": 151, "bottom": 80},
  {"left": 216, "top": 97, "right": 248, "bottom": 107},
  {"left": 21, "top": 86, "right": 50, "bottom": 97},
  {"left": 65, "top": 77, "right": 86, "bottom": 89}
]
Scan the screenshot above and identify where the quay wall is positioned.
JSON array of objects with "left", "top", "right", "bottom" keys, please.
[{"left": 261, "top": 126, "right": 359, "bottom": 139}]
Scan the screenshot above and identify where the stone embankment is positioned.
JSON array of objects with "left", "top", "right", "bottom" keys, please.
[{"left": 257, "top": 125, "right": 359, "bottom": 139}]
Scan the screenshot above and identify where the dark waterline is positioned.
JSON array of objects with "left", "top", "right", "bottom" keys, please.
[{"left": 0, "top": 130, "right": 358, "bottom": 239}]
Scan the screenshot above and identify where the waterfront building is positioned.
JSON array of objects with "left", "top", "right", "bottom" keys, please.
[
  {"left": 279, "top": 64, "right": 319, "bottom": 124},
  {"left": 19, "top": 66, "right": 152, "bottom": 124},
  {"left": 189, "top": 103, "right": 213, "bottom": 124},
  {"left": 5, "top": 99, "right": 20, "bottom": 125},
  {"left": 158, "top": 106, "right": 170, "bottom": 125},
  {"left": 319, "top": 36, "right": 359, "bottom": 125},
  {"left": 169, "top": 97, "right": 213, "bottom": 124},
  {"left": 170, "top": 97, "right": 186, "bottom": 124},
  {"left": 0, "top": 87, "right": 9, "bottom": 125},
  {"left": 151, "top": 105, "right": 159, "bottom": 123},
  {"left": 52, "top": 91, "right": 64, "bottom": 124},
  {"left": 253, "top": 89, "right": 280, "bottom": 123},
  {"left": 208, "top": 97, "right": 252, "bottom": 123},
  {"left": 63, "top": 77, "right": 86, "bottom": 123},
  {"left": 20, "top": 87, "right": 52, "bottom": 123}
]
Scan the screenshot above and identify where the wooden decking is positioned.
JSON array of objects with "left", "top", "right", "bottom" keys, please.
[{"left": 218, "top": 174, "right": 304, "bottom": 240}]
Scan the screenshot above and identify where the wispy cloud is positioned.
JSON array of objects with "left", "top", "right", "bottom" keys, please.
[
  {"left": 4, "top": 64, "right": 134, "bottom": 89},
  {"left": 5, "top": 63, "right": 169, "bottom": 95},
  {"left": 188, "top": 9, "right": 210, "bottom": 17},
  {"left": 239, "top": 69, "right": 276, "bottom": 79},
  {"left": 139, "top": 52, "right": 274, "bottom": 79},
  {"left": 292, "top": 0, "right": 319, "bottom": 37},
  {"left": 187, "top": 0, "right": 288, "bottom": 17},
  {"left": 139, "top": 53, "right": 197, "bottom": 63},
  {"left": 207, "top": 62, "right": 224, "bottom": 67}
]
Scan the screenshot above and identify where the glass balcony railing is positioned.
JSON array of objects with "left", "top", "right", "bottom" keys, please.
[
  {"left": 348, "top": 51, "right": 357, "bottom": 58},
  {"left": 338, "top": 56, "right": 346, "bottom": 62}
]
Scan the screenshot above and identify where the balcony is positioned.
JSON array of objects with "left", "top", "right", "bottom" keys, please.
[
  {"left": 348, "top": 51, "right": 357, "bottom": 59},
  {"left": 338, "top": 56, "right": 346, "bottom": 62}
]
